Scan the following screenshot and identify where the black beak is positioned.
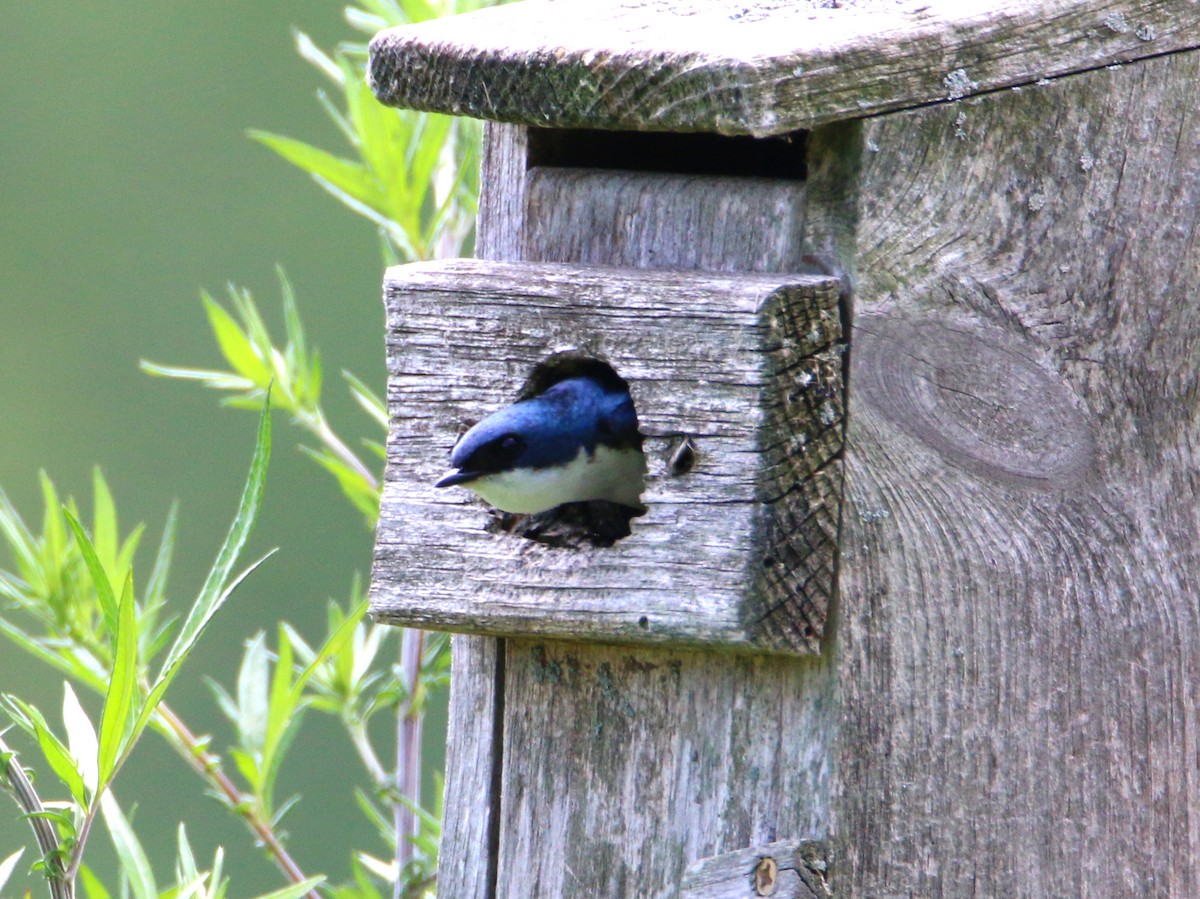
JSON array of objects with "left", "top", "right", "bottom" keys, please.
[{"left": 435, "top": 469, "right": 481, "bottom": 488}]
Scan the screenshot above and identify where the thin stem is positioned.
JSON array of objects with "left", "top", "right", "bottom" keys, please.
[
  {"left": 0, "top": 737, "right": 72, "bottom": 899},
  {"left": 63, "top": 806, "right": 97, "bottom": 883},
  {"left": 153, "top": 703, "right": 321, "bottom": 899},
  {"left": 394, "top": 627, "right": 425, "bottom": 899}
]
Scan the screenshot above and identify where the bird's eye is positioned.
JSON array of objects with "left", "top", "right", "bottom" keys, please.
[{"left": 500, "top": 435, "right": 520, "bottom": 451}]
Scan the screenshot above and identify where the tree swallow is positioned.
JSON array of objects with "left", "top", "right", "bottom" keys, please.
[{"left": 435, "top": 374, "right": 646, "bottom": 515}]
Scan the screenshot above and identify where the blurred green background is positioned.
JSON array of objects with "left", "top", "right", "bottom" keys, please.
[{"left": 0, "top": 1, "right": 446, "bottom": 893}]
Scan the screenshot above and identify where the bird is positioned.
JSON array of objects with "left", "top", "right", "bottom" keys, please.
[{"left": 435, "top": 373, "right": 646, "bottom": 515}]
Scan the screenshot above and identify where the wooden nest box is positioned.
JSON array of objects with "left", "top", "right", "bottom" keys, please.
[{"left": 369, "top": 1, "right": 1200, "bottom": 895}]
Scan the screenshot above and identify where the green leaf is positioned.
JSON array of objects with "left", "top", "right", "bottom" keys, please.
[
  {"left": 62, "top": 683, "right": 100, "bottom": 800},
  {"left": 260, "top": 639, "right": 304, "bottom": 815},
  {"left": 343, "top": 370, "right": 388, "bottom": 429},
  {"left": 266, "top": 627, "right": 294, "bottom": 750},
  {"left": 91, "top": 468, "right": 119, "bottom": 580},
  {"left": 98, "top": 573, "right": 139, "bottom": 787},
  {"left": 203, "top": 294, "right": 271, "bottom": 386},
  {"left": 230, "top": 749, "right": 260, "bottom": 790},
  {"left": 6, "top": 696, "right": 87, "bottom": 807},
  {"left": 139, "top": 361, "right": 257, "bottom": 392},
  {"left": 378, "top": 226, "right": 402, "bottom": 268},
  {"left": 293, "top": 29, "right": 344, "bottom": 85},
  {"left": 249, "top": 131, "right": 384, "bottom": 211},
  {"left": 129, "top": 404, "right": 273, "bottom": 749},
  {"left": 114, "top": 524, "right": 145, "bottom": 598},
  {"left": 39, "top": 472, "right": 67, "bottom": 579},
  {"left": 309, "top": 175, "right": 419, "bottom": 258},
  {"left": 293, "top": 599, "right": 368, "bottom": 702},
  {"left": 298, "top": 446, "right": 379, "bottom": 523},
  {"left": 156, "top": 399, "right": 272, "bottom": 685},
  {"left": 145, "top": 501, "right": 177, "bottom": 607},
  {"left": 235, "top": 632, "right": 270, "bottom": 759},
  {"left": 248, "top": 876, "right": 325, "bottom": 899},
  {"left": 141, "top": 500, "right": 178, "bottom": 658},
  {"left": 409, "top": 113, "right": 453, "bottom": 207},
  {"left": 208, "top": 847, "right": 227, "bottom": 899},
  {"left": 79, "top": 864, "right": 113, "bottom": 899},
  {"left": 227, "top": 287, "right": 274, "bottom": 369},
  {"left": 315, "top": 87, "right": 357, "bottom": 146},
  {"left": 134, "top": 550, "right": 275, "bottom": 743},
  {"left": 100, "top": 791, "right": 156, "bottom": 899},
  {"left": 64, "top": 510, "right": 119, "bottom": 643},
  {"left": 0, "top": 618, "right": 108, "bottom": 694},
  {"left": 170, "top": 873, "right": 211, "bottom": 899},
  {"left": 0, "top": 848, "right": 24, "bottom": 894},
  {"left": 174, "top": 822, "right": 198, "bottom": 886},
  {"left": 0, "top": 485, "right": 39, "bottom": 584}
]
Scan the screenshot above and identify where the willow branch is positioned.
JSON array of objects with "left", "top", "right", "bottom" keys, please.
[
  {"left": 0, "top": 737, "right": 72, "bottom": 899},
  {"left": 152, "top": 703, "right": 321, "bottom": 899}
]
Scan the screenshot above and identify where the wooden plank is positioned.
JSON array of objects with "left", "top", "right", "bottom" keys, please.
[
  {"left": 433, "top": 123, "right": 525, "bottom": 899},
  {"left": 371, "top": 260, "right": 843, "bottom": 654},
  {"left": 681, "top": 839, "right": 830, "bottom": 899},
  {"left": 423, "top": 120, "right": 845, "bottom": 894},
  {"left": 435, "top": 635, "right": 501, "bottom": 899},
  {"left": 494, "top": 642, "right": 837, "bottom": 897},
  {"left": 476, "top": 123, "right": 528, "bottom": 261},
  {"left": 835, "top": 50, "right": 1200, "bottom": 895},
  {"left": 369, "top": 0, "right": 1200, "bottom": 136},
  {"left": 524, "top": 169, "right": 809, "bottom": 273}
]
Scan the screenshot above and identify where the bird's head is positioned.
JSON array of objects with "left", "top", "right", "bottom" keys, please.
[{"left": 435, "top": 374, "right": 645, "bottom": 514}]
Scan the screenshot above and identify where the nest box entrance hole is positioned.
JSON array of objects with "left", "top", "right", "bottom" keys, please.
[{"left": 454, "top": 353, "right": 650, "bottom": 549}]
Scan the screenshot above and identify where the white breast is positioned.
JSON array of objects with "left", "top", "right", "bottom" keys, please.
[{"left": 467, "top": 445, "right": 647, "bottom": 514}]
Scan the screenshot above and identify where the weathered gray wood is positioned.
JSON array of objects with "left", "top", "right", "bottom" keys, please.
[
  {"left": 475, "top": 123, "right": 528, "bottom": 261},
  {"left": 369, "top": 0, "right": 1200, "bottom": 137},
  {"left": 378, "top": 6, "right": 1200, "bottom": 895},
  {"left": 434, "top": 635, "right": 500, "bottom": 899},
  {"left": 495, "top": 642, "right": 836, "bottom": 897},
  {"left": 525, "top": 169, "right": 808, "bottom": 273},
  {"left": 433, "top": 124, "right": 526, "bottom": 899},
  {"left": 681, "top": 839, "right": 830, "bottom": 899},
  {"left": 835, "top": 50, "right": 1200, "bottom": 895},
  {"left": 371, "top": 260, "right": 843, "bottom": 653},
  {"left": 423, "top": 121, "right": 843, "bottom": 897}
]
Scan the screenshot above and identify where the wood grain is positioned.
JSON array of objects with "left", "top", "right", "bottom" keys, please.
[
  {"left": 433, "top": 124, "right": 526, "bottom": 899},
  {"left": 369, "top": 0, "right": 1200, "bottom": 136},
  {"left": 524, "top": 168, "right": 809, "bottom": 273},
  {"left": 494, "top": 642, "right": 836, "bottom": 897},
  {"left": 681, "top": 839, "right": 830, "bottom": 899},
  {"left": 434, "top": 634, "right": 501, "bottom": 899},
  {"left": 370, "top": 260, "right": 843, "bottom": 653},
  {"left": 835, "top": 49, "right": 1200, "bottom": 896},
  {"left": 426, "top": 121, "right": 844, "bottom": 896}
]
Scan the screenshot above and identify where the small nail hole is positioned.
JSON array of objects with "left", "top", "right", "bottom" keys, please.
[{"left": 669, "top": 437, "right": 696, "bottom": 476}]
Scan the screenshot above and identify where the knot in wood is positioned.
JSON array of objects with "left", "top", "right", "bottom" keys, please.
[
  {"left": 754, "top": 856, "right": 779, "bottom": 895},
  {"left": 856, "top": 316, "right": 1094, "bottom": 489}
]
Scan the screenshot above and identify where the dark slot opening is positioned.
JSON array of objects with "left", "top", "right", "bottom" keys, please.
[{"left": 527, "top": 128, "right": 807, "bottom": 180}]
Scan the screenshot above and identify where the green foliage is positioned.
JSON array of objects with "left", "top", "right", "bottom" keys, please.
[
  {"left": 251, "top": 0, "right": 489, "bottom": 262},
  {"left": 0, "top": 848, "right": 24, "bottom": 894},
  {"left": 4, "top": 0, "right": 485, "bottom": 896},
  {"left": 0, "top": 404, "right": 289, "bottom": 898},
  {"left": 142, "top": 272, "right": 382, "bottom": 526}
]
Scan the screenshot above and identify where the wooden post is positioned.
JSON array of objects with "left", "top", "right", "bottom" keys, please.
[{"left": 369, "top": 2, "right": 1200, "bottom": 895}]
